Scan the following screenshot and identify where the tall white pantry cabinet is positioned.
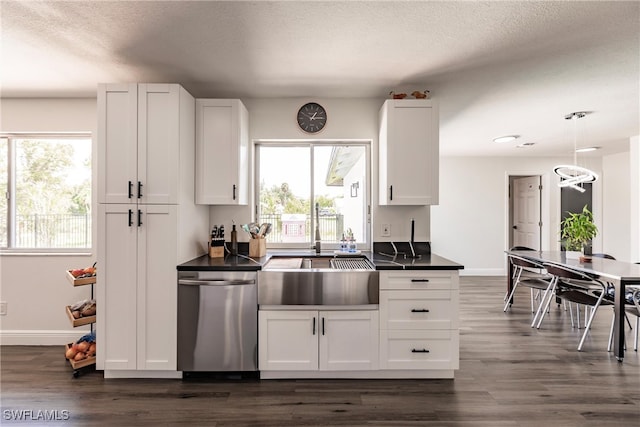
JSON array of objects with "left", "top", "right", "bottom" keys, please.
[{"left": 97, "top": 83, "right": 208, "bottom": 378}]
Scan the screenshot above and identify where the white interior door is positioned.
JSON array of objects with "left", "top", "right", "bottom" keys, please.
[{"left": 512, "top": 176, "right": 541, "bottom": 250}]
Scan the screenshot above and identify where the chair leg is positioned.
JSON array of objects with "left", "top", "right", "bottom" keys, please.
[
  {"left": 503, "top": 284, "right": 519, "bottom": 312},
  {"left": 533, "top": 278, "right": 557, "bottom": 329},
  {"left": 530, "top": 288, "right": 535, "bottom": 313},
  {"left": 578, "top": 294, "right": 606, "bottom": 351},
  {"left": 635, "top": 317, "right": 639, "bottom": 351},
  {"left": 569, "top": 303, "right": 575, "bottom": 328},
  {"left": 608, "top": 311, "right": 614, "bottom": 352},
  {"left": 504, "top": 268, "right": 522, "bottom": 312}
]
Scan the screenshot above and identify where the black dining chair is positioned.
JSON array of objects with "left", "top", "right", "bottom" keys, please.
[
  {"left": 536, "top": 262, "right": 610, "bottom": 351},
  {"left": 606, "top": 286, "right": 640, "bottom": 352},
  {"left": 504, "top": 254, "right": 552, "bottom": 313},
  {"left": 568, "top": 254, "right": 617, "bottom": 328},
  {"left": 505, "top": 246, "right": 543, "bottom": 302}
]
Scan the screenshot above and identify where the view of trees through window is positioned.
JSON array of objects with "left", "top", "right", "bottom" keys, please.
[
  {"left": 257, "top": 143, "right": 368, "bottom": 247},
  {"left": 0, "top": 136, "right": 92, "bottom": 249}
]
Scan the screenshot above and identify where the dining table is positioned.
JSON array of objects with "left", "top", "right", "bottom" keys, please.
[{"left": 505, "top": 250, "right": 640, "bottom": 361}]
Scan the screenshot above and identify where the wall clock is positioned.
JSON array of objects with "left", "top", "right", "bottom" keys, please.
[{"left": 297, "top": 102, "right": 327, "bottom": 134}]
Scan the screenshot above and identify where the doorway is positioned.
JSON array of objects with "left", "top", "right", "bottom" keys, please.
[{"left": 509, "top": 175, "right": 542, "bottom": 250}]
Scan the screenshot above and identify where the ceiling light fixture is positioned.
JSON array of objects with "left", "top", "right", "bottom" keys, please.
[
  {"left": 575, "top": 146, "right": 600, "bottom": 153},
  {"left": 517, "top": 142, "right": 535, "bottom": 148},
  {"left": 493, "top": 135, "right": 519, "bottom": 143},
  {"left": 553, "top": 112, "right": 598, "bottom": 192}
]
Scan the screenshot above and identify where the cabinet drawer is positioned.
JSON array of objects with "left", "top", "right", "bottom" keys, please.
[
  {"left": 380, "top": 290, "right": 458, "bottom": 330},
  {"left": 380, "top": 329, "right": 459, "bottom": 370},
  {"left": 380, "top": 271, "right": 457, "bottom": 291}
]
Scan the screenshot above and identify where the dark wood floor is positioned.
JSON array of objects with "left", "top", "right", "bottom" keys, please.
[{"left": 2, "top": 276, "right": 639, "bottom": 426}]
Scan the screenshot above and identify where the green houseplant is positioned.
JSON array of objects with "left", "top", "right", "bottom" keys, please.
[{"left": 560, "top": 205, "right": 598, "bottom": 253}]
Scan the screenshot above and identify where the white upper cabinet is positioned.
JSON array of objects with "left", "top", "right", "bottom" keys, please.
[
  {"left": 195, "top": 99, "right": 249, "bottom": 205},
  {"left": 98, "top": 83, "right": 189, "bottom": 205},
  {"left": 378, "top": 99, "right": 439, "bottom": 205}
]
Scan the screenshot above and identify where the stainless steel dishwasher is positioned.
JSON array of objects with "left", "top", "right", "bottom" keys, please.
[{"left": 177, "top": 270, "right": 257, "bottom": 372}]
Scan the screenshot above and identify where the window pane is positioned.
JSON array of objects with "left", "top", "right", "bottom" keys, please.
[
  {"left": 314, "top": 145, "right": 366, "bottom": 245},
  {"left": 14, "top": 138, "right": 91, "bottom": 248},
  {"left": 258, "top": 146, "right": 310, "bottom": 243},
  {"left": 257, "top": 143, "right": 368, "bottom": 248},
  {"left": 0, "top": 138, "right": 7, "bottom": 247}
]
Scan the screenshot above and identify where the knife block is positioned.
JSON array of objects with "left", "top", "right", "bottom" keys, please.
[
  {"left": 209, "top": 239, "right": 225, "bottom": 258},
  {"left": 249, "top": 238, "right": 266, "bottom": 257}
]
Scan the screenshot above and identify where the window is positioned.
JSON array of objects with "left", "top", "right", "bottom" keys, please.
[
  {"left": 0, "top": 134, "right": 92, "bottom": 251},
  {"left": 256, "top": 141, "right": 370, "bottom": 248}
]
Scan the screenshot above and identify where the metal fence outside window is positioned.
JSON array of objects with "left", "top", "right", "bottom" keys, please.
[
  {"left": 15, "top": 214, "right": 91, "bottom": 248},
  {"left": 258, "top": 213, "right": 344, "bottom": 243}
]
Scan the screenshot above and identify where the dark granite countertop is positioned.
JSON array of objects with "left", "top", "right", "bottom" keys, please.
[{"left": 177, "top": 242, "right": 463, "bottom": 271}]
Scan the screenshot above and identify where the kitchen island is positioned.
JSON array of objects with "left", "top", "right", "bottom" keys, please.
[{"left": 177, "top": 244, "right": 463, "bottom": 379}]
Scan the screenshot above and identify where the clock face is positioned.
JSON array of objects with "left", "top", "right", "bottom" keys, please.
[{"left": 297, "top": 102, "right": 327, "bottom": 134}]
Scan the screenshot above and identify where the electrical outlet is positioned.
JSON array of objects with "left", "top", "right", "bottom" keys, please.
[
  {"left": 381, "top": 224, "right": 391, "bottom": 237},
  {"left": 0, "top": 302, "right": 7, "bottom": 316}
]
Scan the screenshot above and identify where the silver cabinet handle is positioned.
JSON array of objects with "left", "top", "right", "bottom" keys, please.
[{"left": 178, "top": 279, "right": 255, "bottom": 286}]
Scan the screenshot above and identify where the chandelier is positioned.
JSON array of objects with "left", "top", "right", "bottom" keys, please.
[{"left": 553, "top": 112, "right": 598, "bottom": 193}]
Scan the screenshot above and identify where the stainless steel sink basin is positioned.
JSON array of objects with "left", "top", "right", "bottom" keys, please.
[
  {"left": 259, "top": 256, "right": 378, "bottom": 305},
  {"left": 262, "top": 256, "right": 373, "bottom": 270}
]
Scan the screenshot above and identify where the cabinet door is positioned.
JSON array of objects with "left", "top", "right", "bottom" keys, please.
[
  {"left": 258, "top": 310, "right": 318, "bottom": 371},
  {"left": 98, "top": 84, "right": 138, "bottom": 204},
  {"left": 195, "top": 99, "right": 248, "bottom": 205},
  {"left": 137, "top": 205, "right": 178, "bottom": 370},
  {"left": 97, "top": 204, "right": 138, "bottom": 370},
  {"left": 379, "top": 100, "right": 439, "bottom": 205},
  {"left": 319, "top": 311, "right": 379, "bottom": 371},
  {"left": 138, "top": 84, "right": 180, "bottom": 204}
]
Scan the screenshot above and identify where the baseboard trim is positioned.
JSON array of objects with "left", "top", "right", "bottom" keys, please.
[
  {"left": 459, "top": 268, "right": 505, "bottom": 276},
  {"left": 104, "top": 370, "right": 182, "bottom": 379},
  {"left": 0, "top": 330, "right": 83, "bottom": 345}
]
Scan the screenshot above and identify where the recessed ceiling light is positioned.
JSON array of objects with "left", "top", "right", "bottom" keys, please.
[
  {"left": 575, "top": 146, "right": 600, "bottom": 153},
  {"left": 493, "top": 135, "right": 519, "bottom": 143},
  {"left": 516, "top": 142, "right": 535, "bottom": 148}
]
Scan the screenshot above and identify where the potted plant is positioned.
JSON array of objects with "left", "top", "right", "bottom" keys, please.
[{"left": 560, "top": 205, "right": 598, "bottom": 260}]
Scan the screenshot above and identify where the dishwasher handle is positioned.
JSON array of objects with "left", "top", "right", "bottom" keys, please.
[{"left": 178, "top": 279, "right": 255, "bottom": 287}]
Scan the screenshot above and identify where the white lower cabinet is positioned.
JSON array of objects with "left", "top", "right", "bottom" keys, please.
[
  {"left": 98, "top": 203, "right": 191, "bottom": 375},
  {"left": 379, "top": 270, "right": 460, "bottom": 373},
  {"left": 258, "top": 310, "right": 379, "bottom": 371}
]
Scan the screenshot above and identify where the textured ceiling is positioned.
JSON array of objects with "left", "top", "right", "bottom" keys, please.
[{"left": 1, "top": 1, "right": 638, "bottom": 157}]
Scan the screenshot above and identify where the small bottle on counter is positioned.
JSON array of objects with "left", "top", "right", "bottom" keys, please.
[{"left": 230, "top": 223, "right": 238, "bottom": 255}]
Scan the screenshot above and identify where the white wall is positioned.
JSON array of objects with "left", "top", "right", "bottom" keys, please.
[
  {"left": 0, "top": 98, "right": 97, "bottom": 344},
  {"left": 208, "top": 97, "right": 431, "bottom": 248},
  {"left": 431, "top": 156, "right": 607, "bottom": 276},
  {"left": 631, "top": 136, "right": 640, "bottom": 262},
  {"left": 602, "top": 151, "right": 631, "bottom": 261}
]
